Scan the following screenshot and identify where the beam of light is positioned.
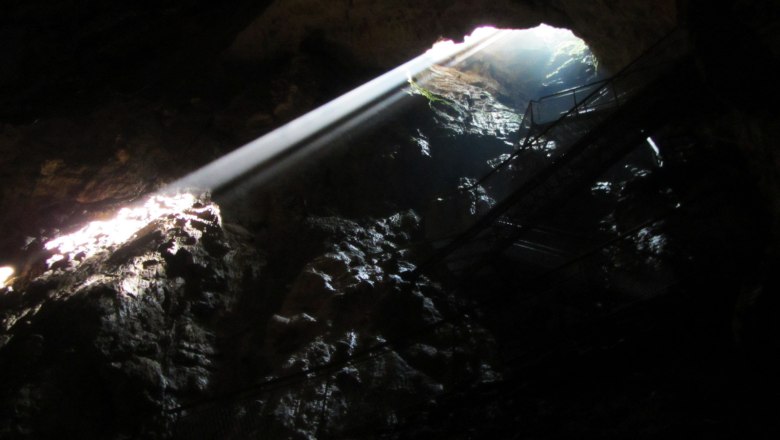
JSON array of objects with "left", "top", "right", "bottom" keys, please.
[
  {"left": 39, "top": 27, "right": 510, "bottom": 271},
  {"left": 188, "top": 29, "right": 511, "bottom": 202},
  {"left": 44, "top": 193, "right": 198, "bottom": 268},
  {"left": 167, "top": 27, "right": 506, "bottom": 195},
  {"left": 0, "top": 266, "right": 14, "bottom": 288},
  {"left": 216, "top": 88, "right": 411, "bottom": 202}
]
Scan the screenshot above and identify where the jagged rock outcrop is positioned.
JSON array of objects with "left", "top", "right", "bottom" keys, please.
[
  {"left": 0, "top": 191, "right": 500, "bottom": 439},
  {"left": 175, "top": 213, "right": 499, "bottom": 439},
  {"left": 414, "top": 66, "right": 521, "bottom": 141},
  {"left": 0, "top": 194, "right": 265, "bottom": 438}
]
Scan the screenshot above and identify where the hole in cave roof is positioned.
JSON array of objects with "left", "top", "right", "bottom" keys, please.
[{"left": 424, "top": 24, "right": 601, "bottom": 110}]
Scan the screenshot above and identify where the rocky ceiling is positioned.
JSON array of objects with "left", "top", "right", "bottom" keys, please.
[
  {"left": 225, "top": 0, "right": 676, "bottom": 70},
  {"left": 1, "top": 0, "right": 677, "bottom": 118}
]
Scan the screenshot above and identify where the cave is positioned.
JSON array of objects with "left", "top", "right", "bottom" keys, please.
[{"left": 1, "top": 1, "right": 779, "bottom": 439}]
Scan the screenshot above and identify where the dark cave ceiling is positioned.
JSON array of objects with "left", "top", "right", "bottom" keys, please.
[{"left": 1, "top": 0, "right": 678, "bottom": 119}]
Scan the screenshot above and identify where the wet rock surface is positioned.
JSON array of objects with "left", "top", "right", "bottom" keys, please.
[
  {"left": 416, "top": 66, "right": 521, "bottom": 142},
  {"left": 175, "top": 213, "right": 499, "bottom": 439},
  {"left": 0, "top": 192, "right": 502, "bottom": 440}
]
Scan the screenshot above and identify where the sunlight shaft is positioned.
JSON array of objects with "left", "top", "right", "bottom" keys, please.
[
  {"left": 39, "top": 27, "right": 508, "bottom": 272},
  {"left": 168, "top": 28, "right": 504, "bottom": 194}
]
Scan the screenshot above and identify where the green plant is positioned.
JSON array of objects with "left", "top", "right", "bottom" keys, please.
[{"left": 407, "top": 77, "right": 455, "bottom": 109}]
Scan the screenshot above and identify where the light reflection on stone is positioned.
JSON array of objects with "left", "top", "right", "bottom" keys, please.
[
  {"left": 44, "top": 193, "right": 199, "bottom": 269},
  {"left": 0, "top": 266, "right": 14, "bottom": 288}
]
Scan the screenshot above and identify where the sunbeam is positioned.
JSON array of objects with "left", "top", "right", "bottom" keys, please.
[
  {"left": 167, "top": 27, "right": 507, "bottom": 195},
  {"left": 43, "top": 193, "right": 199, "bottom": 269},
  {"left": 38, "top": 27, "right": 511, "bottom": 272}
]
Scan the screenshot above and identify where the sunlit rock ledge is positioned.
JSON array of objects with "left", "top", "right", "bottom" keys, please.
[{"left": 0, "top": 193, "right": 265, "bottom": 437}]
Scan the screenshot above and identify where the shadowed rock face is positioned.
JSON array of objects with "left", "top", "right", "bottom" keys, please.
[{"left": 177, "top": 213, "right": 500, "bottom": 439}]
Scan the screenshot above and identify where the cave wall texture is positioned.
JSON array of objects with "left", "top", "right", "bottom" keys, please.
[{"left": 1, "top": 0, "right": 780, "bottom": 438}]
